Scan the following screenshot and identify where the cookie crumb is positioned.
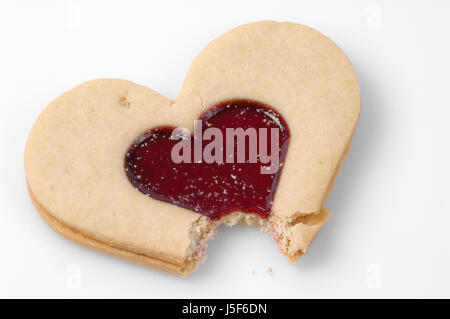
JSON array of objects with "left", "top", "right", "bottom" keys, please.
[
  {"left": 119, "top": 96, "right": 130, "bottom": 107},
  {"left": 266, "top": 267, "right": 274, "bottom": 276}
]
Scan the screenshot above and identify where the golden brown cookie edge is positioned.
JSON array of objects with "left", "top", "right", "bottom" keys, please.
[{"left": 26, "top": 182, "right": 195, "bottom": 277}]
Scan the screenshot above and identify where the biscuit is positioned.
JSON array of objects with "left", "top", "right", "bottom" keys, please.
[{"left": 25, "top": 21, "right": 360, "bottom": 276}]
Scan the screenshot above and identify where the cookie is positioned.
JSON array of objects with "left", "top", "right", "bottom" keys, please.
[{"left": 25, "top": 21, "right": 360, "bottom": 276}]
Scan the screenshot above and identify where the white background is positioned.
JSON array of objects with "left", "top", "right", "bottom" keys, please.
[{"left": 1, "top": 0, "right": 449, "bottom": 298}]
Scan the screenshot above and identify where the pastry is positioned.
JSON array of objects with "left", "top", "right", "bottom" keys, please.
[{"left": 25, "top": 21, "right": 360, "bottom": 276}]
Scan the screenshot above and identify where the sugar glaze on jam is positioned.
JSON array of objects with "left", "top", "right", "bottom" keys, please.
[{"left": 125, "top": 100, "right": 290, "bottom": 220}]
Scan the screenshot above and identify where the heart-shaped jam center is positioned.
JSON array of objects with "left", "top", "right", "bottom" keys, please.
[{"left": 125, "top": 100, "right": 289, "bottom": 220}]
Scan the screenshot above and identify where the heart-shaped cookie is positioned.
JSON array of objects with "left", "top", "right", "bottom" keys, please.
[{"left": 25, "top": 21, "right": 360, "bottom": 276}]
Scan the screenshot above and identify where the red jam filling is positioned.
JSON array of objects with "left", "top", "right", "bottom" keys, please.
[{"left": 125, "top": 100, "right": 289, "bottom": 220}]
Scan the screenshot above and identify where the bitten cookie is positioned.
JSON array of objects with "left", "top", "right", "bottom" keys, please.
[{"left": 25, "top": 21, "right": 360, "bottom": 276}]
